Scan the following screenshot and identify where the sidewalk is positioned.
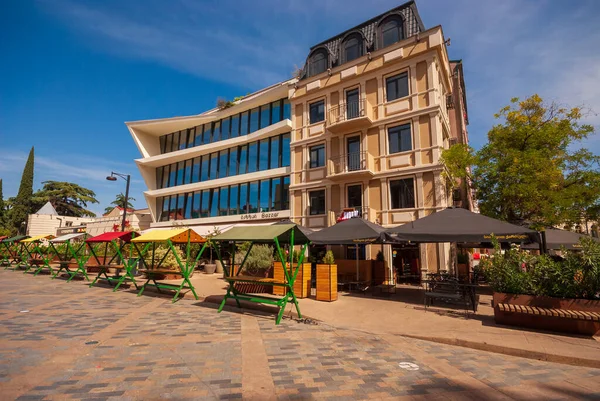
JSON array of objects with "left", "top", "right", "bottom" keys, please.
[{"left": 187, "top": 274, "right": 600, "bottom": 368}]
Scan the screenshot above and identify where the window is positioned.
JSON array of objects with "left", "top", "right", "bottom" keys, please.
[
  {"left": 386, "top": 72, "right": 409, "bottom": 101},
  {"left": 228, "top": 147, "right": 238, "bottom": 176},
  {"left": 259, "top": 139, "right": 269, "bottom": 171},
  {"left": 209, "top": 153, "right": 218, "bottom": 180},
  {"left": 179, "top": 130, "right": 188, "bottom": 150},
  {"left": 247, "top": 142, "right": 258, "bottom": 173},
  {"left": 200, "top": 155, "right": 209, "bottom": 182},
  {"left": 203, "top": 124, "right": 212, "bottom": 144},
  {"left": 195, "top": 125, "right": 204, "bottom": 146},
  {"left": 282, "top": 176, "right": 290, "bottom": 210},
  {"left": 347, "top": 184, "right": 362, "bottom": 208},
  {"left": 238, "top": 145, "right": 248, "bottom": 174},
  {"left": 200, "top": 190, "right": 210, "bottom": 217},
  {"left": 239, "top": 183, "right": 248, "bottom": 214},
  {"left": 259, "top": 179, "right": 270, "bottom": 212},
  {"left": 176, "top": 161, "right": 185, "bottom": 186},
  {"left": 160, "top": 136, "right": 167, "bottom": 153},
  {"left": 309, "top": 190, "right": 326, "bottom": 215},
  {"left": 171, "top": 132, "right": 180, "bottom": 152},
  {"left": 192, "top": 191, "right": 201, "bottom": 218},
  {"left": 229, "top": 185, "right": 239, "bottom": 215},
  {"left": 186, "top": 128, "right": 195, "bottom": 148},
  {"left": 260, "top": 104, "right": 270, "bottom": 129},
  {"left": 184, "top": 193, "right": 192, "bottom": 219},
  {"left": 212, "top": 121, "right": 221, "bottom": 142},
  {"left": 183, "top": 160, "right": 192, "bottom": 185},
  {"left": 218, "top": 150, "right": 229, "bottom": 178},
  {"left": 248, "top": 181, "right": 259, "bottom": 213},
  {"left": 390, "top": 178, "right": 415, "bottom": 209},
  {"left": 281, "top": 133, "right": 291, "bottom": 167},
  {"left": 230, "top": 115, "right": 239, "bottom": 138},
  {"left": 309, "top": 100, "right": 325, "bottom": 123},
  {"left": 156, "top": 166, "right": 163, "bottom": 189},
  {"left": 283, "top": 99, "right": 291, "bottom": 120},
  {"left": 240, "top": 111, "right": 249, "bottom": 136},
  {"left": 192, "top": 157, "right": 200, "bottom": 183},
  {"left": 270, "top": 136, "right": 280, "bottom": 169},
  {"left": 219, "top": 186, "right": 229, "bottom": 216},
  {"left": 309, "top": 144, "right": 325, "bottom": 168},
  {"left": 249, "top": 107, "right": 259, "bottom": 133},
  {"left": 177, "top": 194, "right": 185, "bottom": 220},
  {"left": 271, "top": 100, "right": 282, "bottom": 124},
  {"left": 168, "top": 163, "right": 177, "bottom": 187},
  {"left": 65, "top": 221, "right": 73, "bottom": 227},
  {"left": 342, "top": 33, "right": 363, "bottom": 63},
  {"left": 271, "top": 177, "right": 282, "bottom": 211},
  {"left": 380, "top": 15, "right": 404, "bottom": 48},
  {"left": 388, "top": 124, "right": 412, "bottom": 154},
  {"left": 308, "top": 48, "right": 328, "bottom": 77},
  {"left": 160, "top": 197, "right": 170, "bottom": 221},
  {"left": 209, "top": 189, "right": 219, "bottom": 217},
  {"left": 221, "top": 117, "right": 230, "bottom": 141}
]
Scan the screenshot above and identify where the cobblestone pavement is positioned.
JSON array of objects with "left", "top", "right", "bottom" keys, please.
[{"left": 1, "top": 269, "right": 599, "bottom": 400}]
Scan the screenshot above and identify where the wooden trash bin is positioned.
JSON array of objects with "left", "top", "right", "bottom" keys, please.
[
  {"left": 316, "top": 263, "right": 337, "bottom": 302},
  {"left": 272, "top": 262, "right": 311, "bottom": 298}
]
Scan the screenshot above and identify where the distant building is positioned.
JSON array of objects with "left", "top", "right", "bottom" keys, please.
[{"left": 26, "top": 202, "right": 94, "bottom": 237}]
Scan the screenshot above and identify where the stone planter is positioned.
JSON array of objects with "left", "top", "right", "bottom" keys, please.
[
  {"left": 493, "top": 292, "right": 600, "bottom": 336},
  {"left": 204, "top": 264, "right": 217, "bottom": 274},
  {"left": 215, "top": 260, "right": 224, "bottom": 273}
]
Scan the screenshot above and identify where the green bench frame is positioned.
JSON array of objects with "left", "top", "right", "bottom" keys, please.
[{"left": 87, "top": 237, "right": 139, "bottom": 291}]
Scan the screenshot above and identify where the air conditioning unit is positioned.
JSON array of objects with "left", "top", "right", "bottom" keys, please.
[
  {"left": 446, "top": 94, "right": 454, "bottom": 109},
  {"left": 449, "top": 138, "right": 458, "bottom": 146}
]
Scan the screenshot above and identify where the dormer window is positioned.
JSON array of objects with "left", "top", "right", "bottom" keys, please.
[
  {"left": 379, "top": 15, "right": 404, "bottom": 48},
  {"left": 308, "top": 48, "right": 328, "bottom": 77},
  {"left": 342, "top": 33, "right": 364, "bottom": 63}
]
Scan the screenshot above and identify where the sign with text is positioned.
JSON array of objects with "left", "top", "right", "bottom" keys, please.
[{"left": 240, "top": 212, "right": 281, "bottom": 221}]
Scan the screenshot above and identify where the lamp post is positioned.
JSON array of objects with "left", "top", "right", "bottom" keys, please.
[{"left": 106, "top": 172, "right": 131, "bottom": 232}]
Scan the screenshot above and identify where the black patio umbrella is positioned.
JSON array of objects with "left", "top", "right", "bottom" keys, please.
[
  {"left": 274, "top": 219, "right": 315, "bottom": 237},
  {"left": 387, "top": 208, "right": 539, "bottom": 244},
  {"left": 522, "top": 228, "right": 598, "bottom": 250}
]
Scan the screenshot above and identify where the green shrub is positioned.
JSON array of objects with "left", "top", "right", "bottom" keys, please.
[
  {"left": 142, "top": 245, "right": 184, "bottom": 270},
  {"left": 322, "top": 250, "right": 335, "bottom": 264},
  {"left": 235, "top": 244, "right": 273, "bottom": 274}
]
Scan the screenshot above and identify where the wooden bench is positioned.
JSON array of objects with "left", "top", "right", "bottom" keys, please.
[
  {"left": 424, "top": 280, "right": 477, "bottom": 313},
  {"left": 89, "top": 264, "right": 138, "bottom": 292},
  {"left": 497, "top": 303, "right": 600, "bottom": 321}
]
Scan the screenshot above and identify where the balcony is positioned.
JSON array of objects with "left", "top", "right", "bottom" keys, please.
[
  {"left": 333, "top": 206, "right": 377, "bottom": 224},
  {"left": 327, "top": 99, "right": 372, "bottom": 134},
  {"left": 327, "top": 151, "right": 375, "bottom": 180}
]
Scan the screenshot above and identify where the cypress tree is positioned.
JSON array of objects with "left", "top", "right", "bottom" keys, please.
[
  {"left": 0, "top": 179, "right": 4, "bottom": 225},
  {"left": 10, "top": 147, "right": 35, "bottom": 234}
]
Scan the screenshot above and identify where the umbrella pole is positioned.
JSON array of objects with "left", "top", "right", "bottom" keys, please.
[{"left": 356, "top": 244, "right": 359, "bottom": 281}]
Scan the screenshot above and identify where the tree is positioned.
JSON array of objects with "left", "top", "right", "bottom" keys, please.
[
  {"left": 31, "top": 181, "right": 99, "bottom": 217},
  {"left": 9, "top": 147, "right": 35, "bottom": 234},
  {"left": 442, "top": 95, "right": 599, "bottom": 229},
  {"left": 0, "top": 179, "right": 5, "bottom": 224},
  {"left": 104, "top": 193, "right": 136, "bottom": 214}
]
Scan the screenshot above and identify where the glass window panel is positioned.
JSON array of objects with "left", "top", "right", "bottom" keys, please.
[
  {"left": 169, "top": 195, "right": 178, "bottom": 220},
  {"left": 259, "top": 179, "right": 270, "bottom": 212},
  {"left": 160, "top": 196, "right": 170, "bottom": 221},
  {"left": 187, "top": 128, "right": 195, "bottom": 148},
  {"left": 248, "top": 181, "right": 259, "bottom": 213},
  {"left": 229, "top": 185, "right": 239, "bottom": 215},
  {"left": 219, "top": 186, "right": 229, "bottom": 216},
  {"left": 386, "top": 72, "right": 408, "bottom": 102},
  {"left": 388, "top": 124, "right": 412, "bottom": 154},
  {"left": 347, "top": 184, "right": 362, "bottom": 208},
  {"left": 249, "top": 107, "right": 259, "bottom": 133},
  {"left": 195, "top": 126, "right": 203, "bottom": 146},
  {"left": 192, "top": 157, "right": 200, "bottom": 183},
  {"left": 309, "top": 190, "right": 325, "bottom": 215},
  {"left": 271, "top": 177, "right": 282, "bottom": 211},
  {"left": 309, "top": 144, "right": 325, "bottom": 168},
  {"left": 390, "top": 178, "right": 415, "bottom": 209},
  {"left": 183, "top": 160, "right": 192, "bottom": 185},
  {"left": 176, "top": 161, "right": 185, "bottom": 185},
  {"left": 209, "top": 188, "right": 219, "bottom": 217},
  {"left": 212, "top": 121, "right": 221, "bottom": 142},
  {"left": 247, "top": 142, "right": 258, "bottom": 173},
  {"left": 281, "top": 133, "right": 290, "bottom": 167},
  {"left": 209, "top": 152, "right": 218, "bottom": 180},
  {"left": 240, "top": 111, "right": 249, "bottom": 136},
  {"left": 156, "top": 166, "right": 163, "bottom": 189},
  {"left": 309, "top": 100, "right": 325, "bottom": 123},
  {"left": 169, "top": 163, "right": 177, "bottom": 187},
  {"left": 260, "top": 104, "right": 271, "bottom": 129},
  {"left": 162, "top": 165, "right": 170, "bottom": 188},
  {"left": 218, "top": 150, "right": 229, "bottom": 178},
  {"left": 238, "top": 145, "right": 248, "bottom": 175},
  {"left": 228, "top": 147, "right": 238, "bottom": 177},
  {"left": 164, "top": 134, "right": 173, "bottom": 153},
  {"left": 221, "top": 117, "right": 230, "bottom": 141},
  {"left": 282, "top": 176, "right": 290, "bottom": 210},
  {"left": 180, "top": 130, "right": 189, "bottom": 150},
  {"left": 171, "top": 132, "right": 180, "bottom": 152},
  {"left": 160, "top": 135, "right": 167, "bottom": 153},
  {"left": 230, "top": 115, "right": 240, "bottom": 138},
  {"left": 309, "top": 51, "right": 327, "bottom": 76},
  {"left": 239, "top": 183, "right": 248, "bottom": 214},
  {"left": 201, "top": 190, "right": 210, "bottom": 217},
  {"left": 258, "top": 139, "right": 269, "bottom": 171},
  {"left": 344, "top": 37, "right": 362, "bottom": 62},
  {"left": 177, "top": 194, "right": 185, "bottom": 220},
  {"left": 203, "top": 124, "right": 212, "bottom": 144},
  {"left": 271, "top": 100, "right": 282, "bottom": 124},
  {"left": 184, "top": 193, "right": 192, "bottom": 219},
  {"left": 382, "top": 18, "right": 403, "bottom": 47},
  {"left": 200, "top": 155, "right": 209, "bottom": 182},
  {"left": 192, "top": 191, "right": 201, "bottom": 218},
  {"left": 283, "top": 99, "right": 291, "bottom": 120},
  {"left": 270, "top": 136, "right": 280, "bottom": 169}
]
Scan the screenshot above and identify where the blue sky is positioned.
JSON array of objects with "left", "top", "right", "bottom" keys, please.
[{"left": 1, "top": 0, "right": 599, "bottom": 216}]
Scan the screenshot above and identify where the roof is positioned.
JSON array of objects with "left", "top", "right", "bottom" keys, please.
[
  {"left": 50, "top": 233, "right": 89, "bottom": 243},
  {"left": 212, "top": 224, "right": 310, "bottom": 244},
  {"left": 1, "top": 235, "right": 29, "bottom": 243},
  {"left": 86, "top": 231, "right": 135, "bottom": 243},
  {"left": 388, "top": 208, "right": 538, "bottom": 243},
  {"left": 309, "top": 218, "right": 390, "bottom": 245},
  {"left": 21, "top": 234, "right": 55, "bottom": 243},
  {"left": 131, "top": 228, "right": 206, "bottom": 244},
  {"left": 35, "top": 201, "right": 58, "bottom": 216}
]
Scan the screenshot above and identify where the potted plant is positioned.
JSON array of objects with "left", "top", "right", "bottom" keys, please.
[
  {"left": 316, "top": 250, "right": 337, "bottom": 301},
  {"left": 457, "top": 252, "right": 469, "bottom": 277},
  {"left": 204, "top": 227, "right": 221, "bottom": 274}
]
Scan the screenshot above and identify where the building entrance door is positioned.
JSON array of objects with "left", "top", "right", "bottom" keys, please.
[{"left": 392, "top": 245, "right": 420, "bottom": 284}]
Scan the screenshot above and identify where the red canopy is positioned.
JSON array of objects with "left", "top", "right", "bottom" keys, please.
[{"left": 86, "top": 231, "right": 134, "bottom": 243}]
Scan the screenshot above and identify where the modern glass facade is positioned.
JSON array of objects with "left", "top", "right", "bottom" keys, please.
[
  {"left": 155, "top": 133, "right": 290, "bottom": 189},
  {"left": 157, "top": 175, "right": 290, "bottom": 221},
  {"left": 159, "top": 98, "right": 291, "bottom": 155}
]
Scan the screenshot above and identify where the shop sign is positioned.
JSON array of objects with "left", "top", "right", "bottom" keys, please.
[{"left": 240, "top": 212, "right": 280, "bottom": 221}]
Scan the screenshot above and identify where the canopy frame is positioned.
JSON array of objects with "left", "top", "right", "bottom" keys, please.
[
  {"left": 22, "top": 236, "right": 56, "bottom": 276},
  {"left": 132, "top": 229, "right": 208, "bottom": 303},
  {"left": 49, "top": 234, "right": 95, "bottom": 282},
  {"left": 213, "top": 225, "right": 309, "bottom": 325},
  {"left": 86, "top": 233, "right": 138, "bottom": 290},
  {"left": 1, "top": 236, "right": 30, "bottom": 268}
]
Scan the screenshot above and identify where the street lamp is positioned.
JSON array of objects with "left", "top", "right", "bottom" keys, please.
[{"left": 106, "top": 172, "right": 131, "bottom": 232}]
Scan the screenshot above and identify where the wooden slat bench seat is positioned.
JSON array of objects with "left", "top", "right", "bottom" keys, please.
[
  {"left": 27, "top": 258, "right": 44, "bottom": 266},
  {"left": 497, "top": 303, "right": 600, "bottom": 321},
  {"left": 226, "top": 276, "right": 285, "bottom": 285},
  {"left": 89, "top": 264, "right": 138, "bottom": 291},
  {"left": 139, "top": 269, "right": 183, "bottom": 275}
]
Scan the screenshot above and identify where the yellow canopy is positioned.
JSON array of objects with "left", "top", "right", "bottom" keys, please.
[
  {"left": 131, "top": 228, "right": 206, "bottom": 244},
  {"left": 21, "top": 234, "right": 56, "bottom": 243}
]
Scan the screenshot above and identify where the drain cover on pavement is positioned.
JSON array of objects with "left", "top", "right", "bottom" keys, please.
[
  {"left": 85, "top": 340, "right": 99, "bottom": 345},
  {"left": 19, "top": 310, "right": 29, "bottom": 313},
  {"left": 398, "top": 362, "right": 419, "bottom": 371}
]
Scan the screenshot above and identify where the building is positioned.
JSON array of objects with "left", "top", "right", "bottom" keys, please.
[
  {"left": 127, "top": 0, "right": 470, "bottom": 278},
  {"left": 26, "top": 202, "right": 95, "bottom": 237},
  {"left": 288, "top": 0, "right": 469, "bottom": 277},
  {"left": 83, "top": 207, "right": 152, "bottom": 236},
  {"left": 126, "top": 82, "right": 293, "bottom": 235}
]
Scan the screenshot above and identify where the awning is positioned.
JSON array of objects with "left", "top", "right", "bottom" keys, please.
[
  {"left": 1, "top": 235, "right": 30, "bottom": 243},
  {"left": 50, "top": 233, "right": 89, "bottom": 243},
  {"left": 0, "top": 236, "right": 7, "bottom": 241},
  {"left": 21, "top": 234, "right": 55, "bottom": 243},
  {"left": 309, "top": 218, "right": 391, "bottom": 245},
  {"left": 131, "top": 228, "right": 206, "bottom": 244},
  {"left": 523, "top": 228, "right": 598, "bottom": 250},
  {"left": 387, "top": 208, "right": 538, "bottom": 243},
  {"left": 274, "top": 220, "right": 314, "bottom": 237},
  {"left": 212, "top": 224, "right": 310, "bottom": 243},
  {"left": 86, "top": 231, "right": 134, "bottom": 243}
]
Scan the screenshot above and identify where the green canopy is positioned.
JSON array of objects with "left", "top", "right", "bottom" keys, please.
[
  {"left": 212, "top": 224, "right": 310, "bottom": 244},
  {"left": 1, "top": 235, "right": 29, "bottom": 243}
]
